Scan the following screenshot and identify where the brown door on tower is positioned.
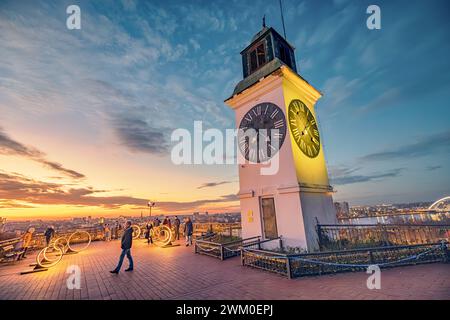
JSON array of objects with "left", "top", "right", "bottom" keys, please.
[{"left": 261, "top": 198, "right": 278, "bottom": 239}]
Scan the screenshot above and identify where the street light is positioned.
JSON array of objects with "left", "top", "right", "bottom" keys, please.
[{"left": 147, "top": 201, "right": 156, "bottom": 217}]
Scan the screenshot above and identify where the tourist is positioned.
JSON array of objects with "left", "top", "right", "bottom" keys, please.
[
  {"left": 110, "top": 220, "right": 134, "bottom": 274},
  {"left": 104, "top": 223, "right": 111, "bottom": 241},
  {"left": 174, "top": 216, "right": 181, "bottom": 240},
  {"left": 184, "top": 217, "right": 193, "bottom": 246},
  {"left": 153, "top": 217, "right": 160, "bottom": 227},
  {"left": 145, "top": 222, "right": 153, "bottom": 244},
  {"left": 44, "top": 225, "right": 55, "bottom": 246},
  {"left": 163, "top": 216, "right": 171, "bottom": 229},
  {"left": 113, "top": 221, "right": 120, "bottom": 239},
  {"left": 17, "top": 227, "right": 34, "bottom": 260}
]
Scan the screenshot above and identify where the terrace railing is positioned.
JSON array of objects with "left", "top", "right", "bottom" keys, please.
[
  {"left": 317, "top": 223, "right": 450, "bottom": 251},
  {"left": 242, "top": 241, "right": 449, "bottom": 279},
  {"left": 0, "top": 226, "right": 105, "bottom": 262},
  {"left": 195, "top": 234, "right": 274, "bottom": 260}
]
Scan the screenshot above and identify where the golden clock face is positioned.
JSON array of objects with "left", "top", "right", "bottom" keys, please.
[{"left": 288, "top": 99, "right": 320, "bottom": 158}]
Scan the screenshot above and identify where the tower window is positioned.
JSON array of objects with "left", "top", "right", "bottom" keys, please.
[
  {"left": 279, "top": 44, "right": 291, "bottom": 67},
  {"left": 248, "top": 42, "right": 267, "bottom": 74}
]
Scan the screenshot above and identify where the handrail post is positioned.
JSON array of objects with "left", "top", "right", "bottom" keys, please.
[
  {"left": 220, "top": 244, "right": 224, "bottom": 260},
  {"left": 317, "top": 224, "right": 323, "bottom": 251},
  {"left": 286, "top": 257, "right": 292, "bottom": 279},
  {"left": 441, "top": 241, "right": 449, "bottom": 263}
]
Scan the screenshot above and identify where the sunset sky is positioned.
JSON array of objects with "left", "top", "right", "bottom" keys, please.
[{"left": 1, "top": 0, "right": 449, "bottom": 220}]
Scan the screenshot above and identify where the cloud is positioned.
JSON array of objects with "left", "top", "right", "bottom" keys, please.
[
  {"left": 112, "top": 114, "right": 170, "bottom": 155},
  {"left": 330, "top": 167, "right": 404, "bottom": 186},
  {"left": 360, "top": 131, "right": 450, "bottom": 162},
  {"left": 0, "top": 127, "right": 85, "bottom": 179},
  {"left": 197, "top": 181, "right": 233, "bottom": 189},
  {"left": 426, "top": 165, "right": 442, "bottom": 171},
  {"left": 0, "top": 171, "right": 238, "bottom": 211}
]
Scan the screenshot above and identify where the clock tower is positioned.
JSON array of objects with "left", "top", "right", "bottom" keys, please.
[{"left": 225, "top": 26, "right": 337, "bottom": 251}]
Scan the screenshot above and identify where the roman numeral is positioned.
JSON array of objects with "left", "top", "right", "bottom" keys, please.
[
  {"left": 270, "top": 109, "right": 279, "bottom": 119},
  {"left": 274, "top": 119, "right": 284, "bottom": 129},
  {"left": 311, "top": 137, "right": 319, "bottom": 145},
  {"left": 313, "top": 129, "right": 319, "bottom": 137}
]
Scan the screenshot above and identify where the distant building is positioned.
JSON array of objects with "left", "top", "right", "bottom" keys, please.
[{"left": 0, "top": 217, "right": 6, "bottom": 233}]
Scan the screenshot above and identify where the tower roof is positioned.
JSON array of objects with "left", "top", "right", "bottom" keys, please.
[{"left": 241, "top": 26, "right": 295, "bottom": 55}]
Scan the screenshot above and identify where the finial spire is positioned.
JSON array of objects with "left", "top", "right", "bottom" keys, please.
[{"left": 262, "top": 15, "right": 266, "bottom": 28}]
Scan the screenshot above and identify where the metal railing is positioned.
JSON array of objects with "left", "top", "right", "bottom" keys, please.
[
  {"left": 317, "top": 223, "right": 450, "bottom": 251},
  {"left": 193, "top": 223, "right": 242, "bottom": 238},
  {"left": 242, "top": 241, "right": 449, "bottom": 279},
  {"left": 195, "top": 234, "right": 277, "bottom": 260},
  {"left": 0, "top": 226, "right": 105, "bottom": 262}
]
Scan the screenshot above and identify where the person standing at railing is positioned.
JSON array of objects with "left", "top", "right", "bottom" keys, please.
[
  {"left": 174, "top": 216, "right": 181, "bottom": 240},
  {"left": 17, "top": 227, "right": 35, "bottom": 260},
  {"left": 145, "top": 222, "right": 153, "bottom": 245},
  {"left": 44, "top": 225, "right": 55, "bottom": 247},
  {"left": 184, "top": 217, "right": 193, "bottom": 247},
  {"left": 104, "top": 224, "right": 111, "bottom": 241},
  {"left": 110, "top": 221, "right": 134, "bottom": 274},
  {"left": 113, "top": 221, "right": 120, "bottom": 240}
]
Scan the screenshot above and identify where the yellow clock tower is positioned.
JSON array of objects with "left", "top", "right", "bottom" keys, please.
[{"left": 225, "top": 25, "right": 337, "bottom": 251}]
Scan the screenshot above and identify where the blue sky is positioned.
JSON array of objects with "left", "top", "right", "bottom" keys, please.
[{"left": 0, "top": 0, "right": 449, "bottom": 217}]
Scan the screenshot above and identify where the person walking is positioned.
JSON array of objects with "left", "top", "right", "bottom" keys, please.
[
  {"left": 110, "top": 221, "right": 134, "bottom": 274},
  {"left": 145, "top": 222, "right": 153, "bottom": 245},
  {"left": 44, "top": 225, "right": 55, "bottom": 247},
  {"left": 18, "top": 227, "right": 35, "bottom": 260},
  {"left": 173, "top": 216, "right": 181, "bottom": 240},
  {"left": 184, "top": 217, "right": 193, "bottom": 246}
]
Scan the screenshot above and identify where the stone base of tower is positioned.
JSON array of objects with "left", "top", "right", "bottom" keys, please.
[
  {"left": 299, "top": 190, "right": 337, "bottom": 251},
  {"left": 239, "top": 185, "right": 337, "bottom": 252}
]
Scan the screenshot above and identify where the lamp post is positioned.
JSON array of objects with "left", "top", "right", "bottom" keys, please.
[{"left": 147, "top": 201, "right": 156, "bottom": 217}]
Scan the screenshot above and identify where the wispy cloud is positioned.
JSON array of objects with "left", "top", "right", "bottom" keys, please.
[
  {"left": 330, "top": 167, "right": 404, "bottom": 186},
  {"left": 360, "top": 131, "right": 450, "bottom": 162},
  {"left": 197, "top": 181, "right": 233, "bottom": 189},
  {"left": 0, "top": 171, "right": 237, "bottom": 211},
  {"left": 0, "top": 127, "right": 85, "bottom": 179}
]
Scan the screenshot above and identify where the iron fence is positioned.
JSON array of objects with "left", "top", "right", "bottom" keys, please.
[
  {"left": 241, "top": 241, "right": 449, "bottom": 279},
  {"left": 317, "top": 223, "right": 450, "bottom": 251},
  {"left": 0, "top": 226, "right": 104, "bottom": 262},
  {"left": 195, "top": 234, "right": 275, "bottom": 260}
]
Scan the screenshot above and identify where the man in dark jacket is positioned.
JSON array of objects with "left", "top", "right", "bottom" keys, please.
[
  {"left": 110, "top": 221, "right": 134, "bottom": 274},
  {"left": 183, "top": 217, "right": 193, "bottom": 246},
  {"left": 173, "top": 216, "right": 181, "bottom": 240},
  {"left": 44, "top": 226, "right": 55, "bottom": 246}
]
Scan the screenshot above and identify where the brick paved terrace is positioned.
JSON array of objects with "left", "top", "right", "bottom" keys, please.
[{"left": 0, "top": 239, "right": 449, "bottom": 300}]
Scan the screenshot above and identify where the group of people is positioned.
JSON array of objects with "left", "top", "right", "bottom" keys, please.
[
  {"left": 103, "top": 221, "right": 122, "bottom": 241},
  {"left": 143, "top": 216, "right": 193, "bottom": 246},
  {"left": 110, "top": 216, "right": 194, "bottom": 274},
  {"left": 12, "top": 225, "right": 54, "bottom": 260}
]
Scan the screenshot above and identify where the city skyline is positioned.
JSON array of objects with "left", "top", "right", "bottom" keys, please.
[{"left": 1, "top": 0, "right": 449, "bottom": 220}]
